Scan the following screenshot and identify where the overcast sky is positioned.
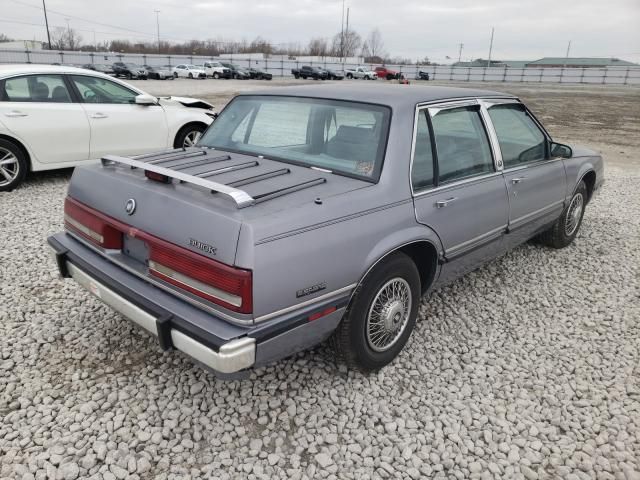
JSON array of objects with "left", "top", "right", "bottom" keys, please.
[{"left": 3, "top": 0, "right": 640, "bottom": 63}]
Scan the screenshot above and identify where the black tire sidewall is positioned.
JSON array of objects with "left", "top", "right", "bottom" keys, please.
[
  {"left": 174, "top": 124, "right": 206, "bottom": 149},
  {"left": 0, "top": 139, "right": 27, "bottom": 191},
  {"left": 558, "top": 182, "right": 588, "bottom": 245},
  {"left": 343, "top": 253, "right": 421, "bottom": 370}
]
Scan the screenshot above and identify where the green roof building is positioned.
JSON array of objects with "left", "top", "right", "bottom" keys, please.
[{"left": 525, "top": 57, "right": 638, "bottom": 68}]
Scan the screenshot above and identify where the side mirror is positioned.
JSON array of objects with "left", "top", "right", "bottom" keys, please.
[
  {"left": 135, "top": 94, "right": 157, "bottom": 106},
  {"left": 550, "top": 142, "right": 572, "bottom": 159}
]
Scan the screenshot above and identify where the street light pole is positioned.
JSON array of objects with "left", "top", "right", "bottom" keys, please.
[
  {"left": 42, "top": 0, "right": 52, "bottom": 49},
  {"left": 154, "top": 10, "right": 161, "bottom": 54},
  {"left": 458, "top": 43, "right": 464, "bottom": 63}
]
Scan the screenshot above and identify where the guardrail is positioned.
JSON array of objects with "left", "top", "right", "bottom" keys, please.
[{"left": 1, "top": 48, "right": 639, "bottom": 85}]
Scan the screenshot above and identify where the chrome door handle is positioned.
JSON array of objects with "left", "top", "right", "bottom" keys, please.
[
  {"left": 511, "top": 177, "right": 526, "bottom": 184},
  {"left": 90, "top": 113, "right": 108, "bottom": 119},
  {"left": 436, "top": 197, "right": 458, "bottom": 208},
  {"left": 4, "top": 111, "right": 28, "bottom": 117}
]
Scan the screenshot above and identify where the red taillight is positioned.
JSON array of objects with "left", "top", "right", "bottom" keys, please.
[
  {"left": 145, "top": 170, "right": 171, "bottom": 183},
  {"left": 148, "top": 238, "right": 252, "bottom": 314},
  {"left": 64, "top": 197, "right": 122, "bottom": 249},
  {"left": 63, "top": 196, "right": 252, "bottom": 314}
]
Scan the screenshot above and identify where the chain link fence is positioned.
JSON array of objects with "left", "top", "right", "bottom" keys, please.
[{"left": 1, "top": 48, "right": 639, "bottom": 85}]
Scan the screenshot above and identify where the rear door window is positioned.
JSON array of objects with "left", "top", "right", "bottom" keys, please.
[
  {"left": 430, "top": 106, "right": 494, "bottom": 183},
  {"left": 411, "top": 110, "right": 435, "bottom": 191},
  {"left": 2, "top": 75, "right": 72, "bottom": 103}
]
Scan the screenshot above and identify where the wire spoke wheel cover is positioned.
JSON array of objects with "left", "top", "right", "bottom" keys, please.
[
  {"left": 0, "top": 147, "right": 20, "bottom": 187},
  {"left": 565, "top": 192, "right": 584, "bottom": 236},
  {"left": 366, "top": 278, "right": 412, "bottom": 352}
]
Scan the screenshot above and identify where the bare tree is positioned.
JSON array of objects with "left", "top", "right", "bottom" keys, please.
[
  {"left": 50, "top": 26, "right": 82, "bottom": 50},
  {"left": 307, "top": 37, "right": 329, "bottom": 57},
  {"left": 0, "top": 33, "right": 12, "bottom": 43},
  {"left": 331, "top": 30, "right": 362, "bottom": 58},
  {"left": 364, "top": 28, "right": 385, "bottom": 59},
  {"left": 248, "top": 36, "right": 273, "bottom": 55}
]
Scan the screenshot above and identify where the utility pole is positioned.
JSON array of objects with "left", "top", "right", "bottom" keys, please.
[
  {"left": 487, "top": 27, "right": 494, "bottom": 67},
  {"left": 563, "top": 40, "right": 571, "bottom": 67},
  {"left": 345, "top": 7, "right": 350, "bottom": 58},
  {"left": 42, "top": 0, "right": 52, "bottom": 49},
  {"left": 457, "top": 43, "right": 464, "bottom": 63},
  {"left": 340, "top": 0, "right": 345, "bottom": 61},
  {"left": 65, "top": 18, "right": 72, "bottom": 50},
  {"left": 154, "top": 10, "right": 161, "bottom": 54}
]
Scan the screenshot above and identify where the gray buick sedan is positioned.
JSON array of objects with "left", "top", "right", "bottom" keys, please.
[{"left": 49, "top": 85, "right": 604, "bottom": 375}]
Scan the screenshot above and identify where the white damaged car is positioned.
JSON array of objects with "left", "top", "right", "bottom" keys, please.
[{"left": 0, "top": 64, "right": 215, "bottom": 191}]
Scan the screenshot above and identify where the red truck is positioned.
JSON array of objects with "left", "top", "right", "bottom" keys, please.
[{"left": 374, "top": 66, "right": 402, "bottom": 80}]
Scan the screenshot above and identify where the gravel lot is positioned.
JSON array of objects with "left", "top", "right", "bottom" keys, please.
[{"left": 1, "top": 80, "right": 639, "bottom": 480}]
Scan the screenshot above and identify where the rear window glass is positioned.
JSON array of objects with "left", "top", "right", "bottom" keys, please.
[{"left": 200, "top": 96, "right": 391, "bottom": 180}]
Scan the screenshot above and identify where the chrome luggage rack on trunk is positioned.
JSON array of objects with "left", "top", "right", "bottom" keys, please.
[{"left": 101, "top": 149, "right": 255, "bottom": 208}]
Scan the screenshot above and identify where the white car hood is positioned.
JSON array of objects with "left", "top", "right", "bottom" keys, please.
[{"left": 159, "top": 96, "right": 215, "bottom": 111}]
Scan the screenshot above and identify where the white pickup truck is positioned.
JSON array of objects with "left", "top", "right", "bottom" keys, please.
[
  {"left": 345, "top": 67, "right": 377, "bottom": 80},
  {"left": 201, "top": 61, "right": 232, "bottom": 79}
]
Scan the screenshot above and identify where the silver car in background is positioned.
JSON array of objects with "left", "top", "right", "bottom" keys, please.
[{"left": 48, "top": 85, "right": 604, "bottom": 376}]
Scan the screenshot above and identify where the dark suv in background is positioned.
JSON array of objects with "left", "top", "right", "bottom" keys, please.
[
  {"left": 291, "top": 65, "right": 328, "bottom": 80},
  {"left": 112, "top": 62, "right": 147, "bottom": 79}
]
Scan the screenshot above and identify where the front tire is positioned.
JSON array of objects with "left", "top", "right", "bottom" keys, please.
[
  {"left": 332, "top": 253, "right": 420, "bottom": 371},
  {"left": 213, "top": 72, "right": 220, "bottom": 79},
  {"left": 0, "top": 139, "right": 28, "bottom": 192},
  {"left": 174, "top": 124, "right": 206, "bottom": 149},
  {"left": 538, "top": 181, "right": 588, "bottom": 248}
]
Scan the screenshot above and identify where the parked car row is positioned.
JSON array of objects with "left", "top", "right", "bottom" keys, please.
[
  {"left": 292, "top": 65, "right": 406, "bottom": 81},
  {"left": 64, "top": 62, "right": 415, "bottom": 82}
]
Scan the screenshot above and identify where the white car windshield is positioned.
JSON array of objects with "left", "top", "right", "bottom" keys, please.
[{"left": 199, "top": 95, "right": 391, "bottom": 181}]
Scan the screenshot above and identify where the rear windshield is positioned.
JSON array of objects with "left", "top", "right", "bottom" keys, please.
[{"left": 199, "top": 95, "right": 391, "bottom": 180}]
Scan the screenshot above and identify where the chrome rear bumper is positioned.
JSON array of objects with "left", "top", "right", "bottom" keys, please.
[{"left": 67, "top": 262, "right": 255, "bottom": 374}]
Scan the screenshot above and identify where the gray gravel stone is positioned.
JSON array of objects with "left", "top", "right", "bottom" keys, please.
[{"left": 0, "top": 137, "right": 638, "bottom": 480}]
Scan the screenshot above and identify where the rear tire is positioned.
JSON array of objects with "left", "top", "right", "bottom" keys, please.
[
  {"left": 0, "top": 139, "right": 28, "bottom": 192},
  {"left": 213, "top": 72, "right": 220, "bottom": 79},
  {"left": 332, "top": 253, "right": 420, "bottom": 371},
  {"left": 188, "top": 73, "right": 193, "bottom": 79},
  {"left": 538, "top": 181, "right": 587, "bottom": 249},
  {"left": 174, "top": 124, "right": 206, "bottom": 149}
]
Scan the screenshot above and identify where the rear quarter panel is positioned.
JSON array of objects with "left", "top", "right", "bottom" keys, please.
[{"left": 245, "top": 200, "right": 442, "bottom": 318}]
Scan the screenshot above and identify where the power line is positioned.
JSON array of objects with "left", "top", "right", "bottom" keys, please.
[{"left": 7, "top": 0, "right": 159, "bottom": 38}]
